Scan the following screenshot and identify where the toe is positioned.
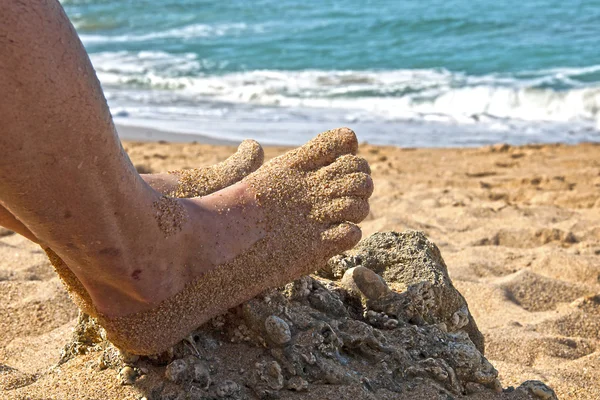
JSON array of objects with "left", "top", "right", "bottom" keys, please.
[
  {"left": 324, "top": 173, "right": 374, "bottom": 198},
  {"left": 284, "top": 127, "right": 358, "bottom": 170},
  {"left": 318, "top": 154, "right": 371, "bottom": 178},
  {"left": 177, "top": 139, "right": 264, "bottom": 198},
  {"left": 229, "top": 139, "right": 264, "bottom": 173},
  {"left": 321, "top": 222, "right": 362, "bottom": 255},
  {"left": 311, "top": 197, "right": 370, "bottom": 223}
]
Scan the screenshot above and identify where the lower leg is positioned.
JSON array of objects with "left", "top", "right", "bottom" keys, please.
[
  {"left": 0, "top": 140, "right": 264, "bottom": 243},
  {"left": 0, "top": 0, "right": 267, "bottom": 317},
  {"left": 0, "top": 0, "right": 188, "bottom": 312},
  {"left": 0, "top": 204, "right": 38, "bottom": 242}
]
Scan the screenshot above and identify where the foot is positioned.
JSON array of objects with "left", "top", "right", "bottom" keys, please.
[{"left": 54, "top": 128, "right": 372, "bottom": 354}]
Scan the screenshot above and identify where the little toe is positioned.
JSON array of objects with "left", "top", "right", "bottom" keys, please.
[
  {"left": 285, "top": 127, "right": 358, "bottom": 170},
  {"left": 321, "top": 222, "right": 362, "bottom": 256},
  {"left": 325, "top": 173, "right": 374, "bottom": 198},
  {"left": 318, "top": 154, "right": 371, "bottom": 179},
  {"left": 311, "top": 197, "right": 370, "bottom": 224}
]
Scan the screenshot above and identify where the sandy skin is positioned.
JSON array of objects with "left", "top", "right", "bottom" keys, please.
[
  {"left": 0, "top": 139, "right": 264, "bottom": 243},
  {"left": 0, "top": 1, "right": 371, "bottom": 354},
  {"left": 49, "top": 128, "right": 372, "bottom": 354}
]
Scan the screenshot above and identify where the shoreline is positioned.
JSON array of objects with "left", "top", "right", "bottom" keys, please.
[
  {"left": 117, "top": 123, "right": 600, "bottom": 149},
  {"left": 117, "top": 124, "right": 241, "bottom": 146}
]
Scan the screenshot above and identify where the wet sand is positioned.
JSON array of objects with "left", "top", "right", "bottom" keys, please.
[{"left": 0, "top": 131, "right": 598, "bottom": 399}]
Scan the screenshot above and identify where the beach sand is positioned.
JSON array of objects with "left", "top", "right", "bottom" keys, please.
[{"left": 0, "top": 129, "right": 598, "bottom": 399}]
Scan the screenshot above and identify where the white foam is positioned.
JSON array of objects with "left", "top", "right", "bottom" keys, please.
[{"left": 89, "top": 51, "right": 600, "bottom": 129}]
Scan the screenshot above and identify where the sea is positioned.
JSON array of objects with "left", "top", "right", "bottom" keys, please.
[{"left": 62, "top": 0, "right": 600, "bottom": 146}]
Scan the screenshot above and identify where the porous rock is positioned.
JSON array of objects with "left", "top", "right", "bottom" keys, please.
[
  {"left": 164, "top": 356, "right": 209, "bottom": 385},
  {"left": 165, "top": 359, "right": 188, "bottom": 383},
  {"left": 216, "top": 380, "right": 241, "bottom": 398},
  {"left": 323, "top": 230, "right": 485, "bottom": 353},
  {"left": 59, "top": 231, "right": 554, "bottom": 399}
]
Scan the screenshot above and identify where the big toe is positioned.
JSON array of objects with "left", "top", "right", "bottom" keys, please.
[
  {"left": 228, "top": 139, "right": 264, "bottom": 174},
  {"left": 285, "top": 127, "right": 358, "bottom": 170}
]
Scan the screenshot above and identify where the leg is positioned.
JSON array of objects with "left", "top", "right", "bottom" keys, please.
[
  {"left": 0, "top": 139, "right": 264, "bottom": 243},
  {"left": 1, "top": 0, "right": 191, "bottom": 313},
  {"left": 0, "top": 204, "right": 38, "bottom": 242},
  {"left": 0, "top": 0, "right": 372, "bottom": 354}
]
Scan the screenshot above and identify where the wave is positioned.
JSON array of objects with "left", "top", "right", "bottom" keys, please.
[
  {"left": 79, "top": 22, "right": 266, "bottom": 44},
  {"left": 89, "top": 51, "right": 600, "bottom": 128}
]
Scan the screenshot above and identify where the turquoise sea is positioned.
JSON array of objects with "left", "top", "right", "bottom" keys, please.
[{"left": 63, "top": 0, "right": 600, "bottom": 146}]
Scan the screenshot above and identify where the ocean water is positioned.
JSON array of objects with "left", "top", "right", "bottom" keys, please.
[{"left": 62, "top": 0, "right": 600, "bottom": 146}]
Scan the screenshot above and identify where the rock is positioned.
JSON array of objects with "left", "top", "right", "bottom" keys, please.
[
  {"left": 59, "top": 231, "right": 554, "bottom": 400},
  {"left": 308, "top": 286, "right": 347, "bottom": 317},
  {"left": 215, "top": 380, "right": 240, "bottom": 398},
  {"left": 189, "top": 357, "right": 210, "bottom": 386},
  {"left": 285, "top": 276, "right": 313, "bottom": 300},
  {"left": 264, "top": 315, "right": 291, "bottom": 345},
  {"left": 164, "top": 356, "right": 210, "bottom": 385},
  {"left": 255, "top": 360, "right": 284, "bottom": 391},
  {"left": 118, "top": 366, "right": 136, "bottom": 385},
  {"left": 324, "top": 231, "right": 485, "bottom": 353},
  {"left": 341, "top": 266, "right": 392, "bottom": 302},
  {"left": 517, "top": 380, "right": 558, "bottom": 400},
  {"left": 286, "top": 376, "right": 308, "bottom": 391},
  {"left": 165, "top": 359, "right": 188, "bottom": 383}
]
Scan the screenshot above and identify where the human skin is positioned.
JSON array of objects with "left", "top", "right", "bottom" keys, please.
[
  {"left": 0, "top": 0, "right": 372, "bottom": 353},
  {"left": 0, "top": 139, "right": 265, "bottom": 243}
]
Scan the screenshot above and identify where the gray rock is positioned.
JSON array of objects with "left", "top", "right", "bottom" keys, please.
[
  {"left": 255, "top": 360, "right": 284, "bottom": 391},
  {"left": 62, "top": 231, "right": 553, "bottom": 400},
  {"left": 517, "top": 380, "right": 558, "bottom": 400},
  {"left": 164, "top": 356, "right": 210, "bottom": 386},
  {"left": 286, "top": 376, "right": 308, "bottom": 391},
  {"left": 215, "top": 380, "right": 240, "bottom": 398},
  {"left": 341, "top": 266, "right": 392, "bottom": 302},
  {"left": 165, "top": 359, "right": 188, "bottom": 383},
  {"left": 264, "top": 315, "right": 292, "bottom": 345},
  {"left": 188, "top": 356, "right": 210, "bottom": 386},
  {"left": 117, "top": 366, "right": 136, "bottom": 385},
  {"left": 324, "top": 231, "right": 485, "bottom": 353}
]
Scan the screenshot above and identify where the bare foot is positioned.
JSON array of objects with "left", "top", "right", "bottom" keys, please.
[
  {"left": 42, "top": 139, "right": 263, "bottom": 318},
  {"left": 51, "top": 128, "right": 372, "bottom": 354}
]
